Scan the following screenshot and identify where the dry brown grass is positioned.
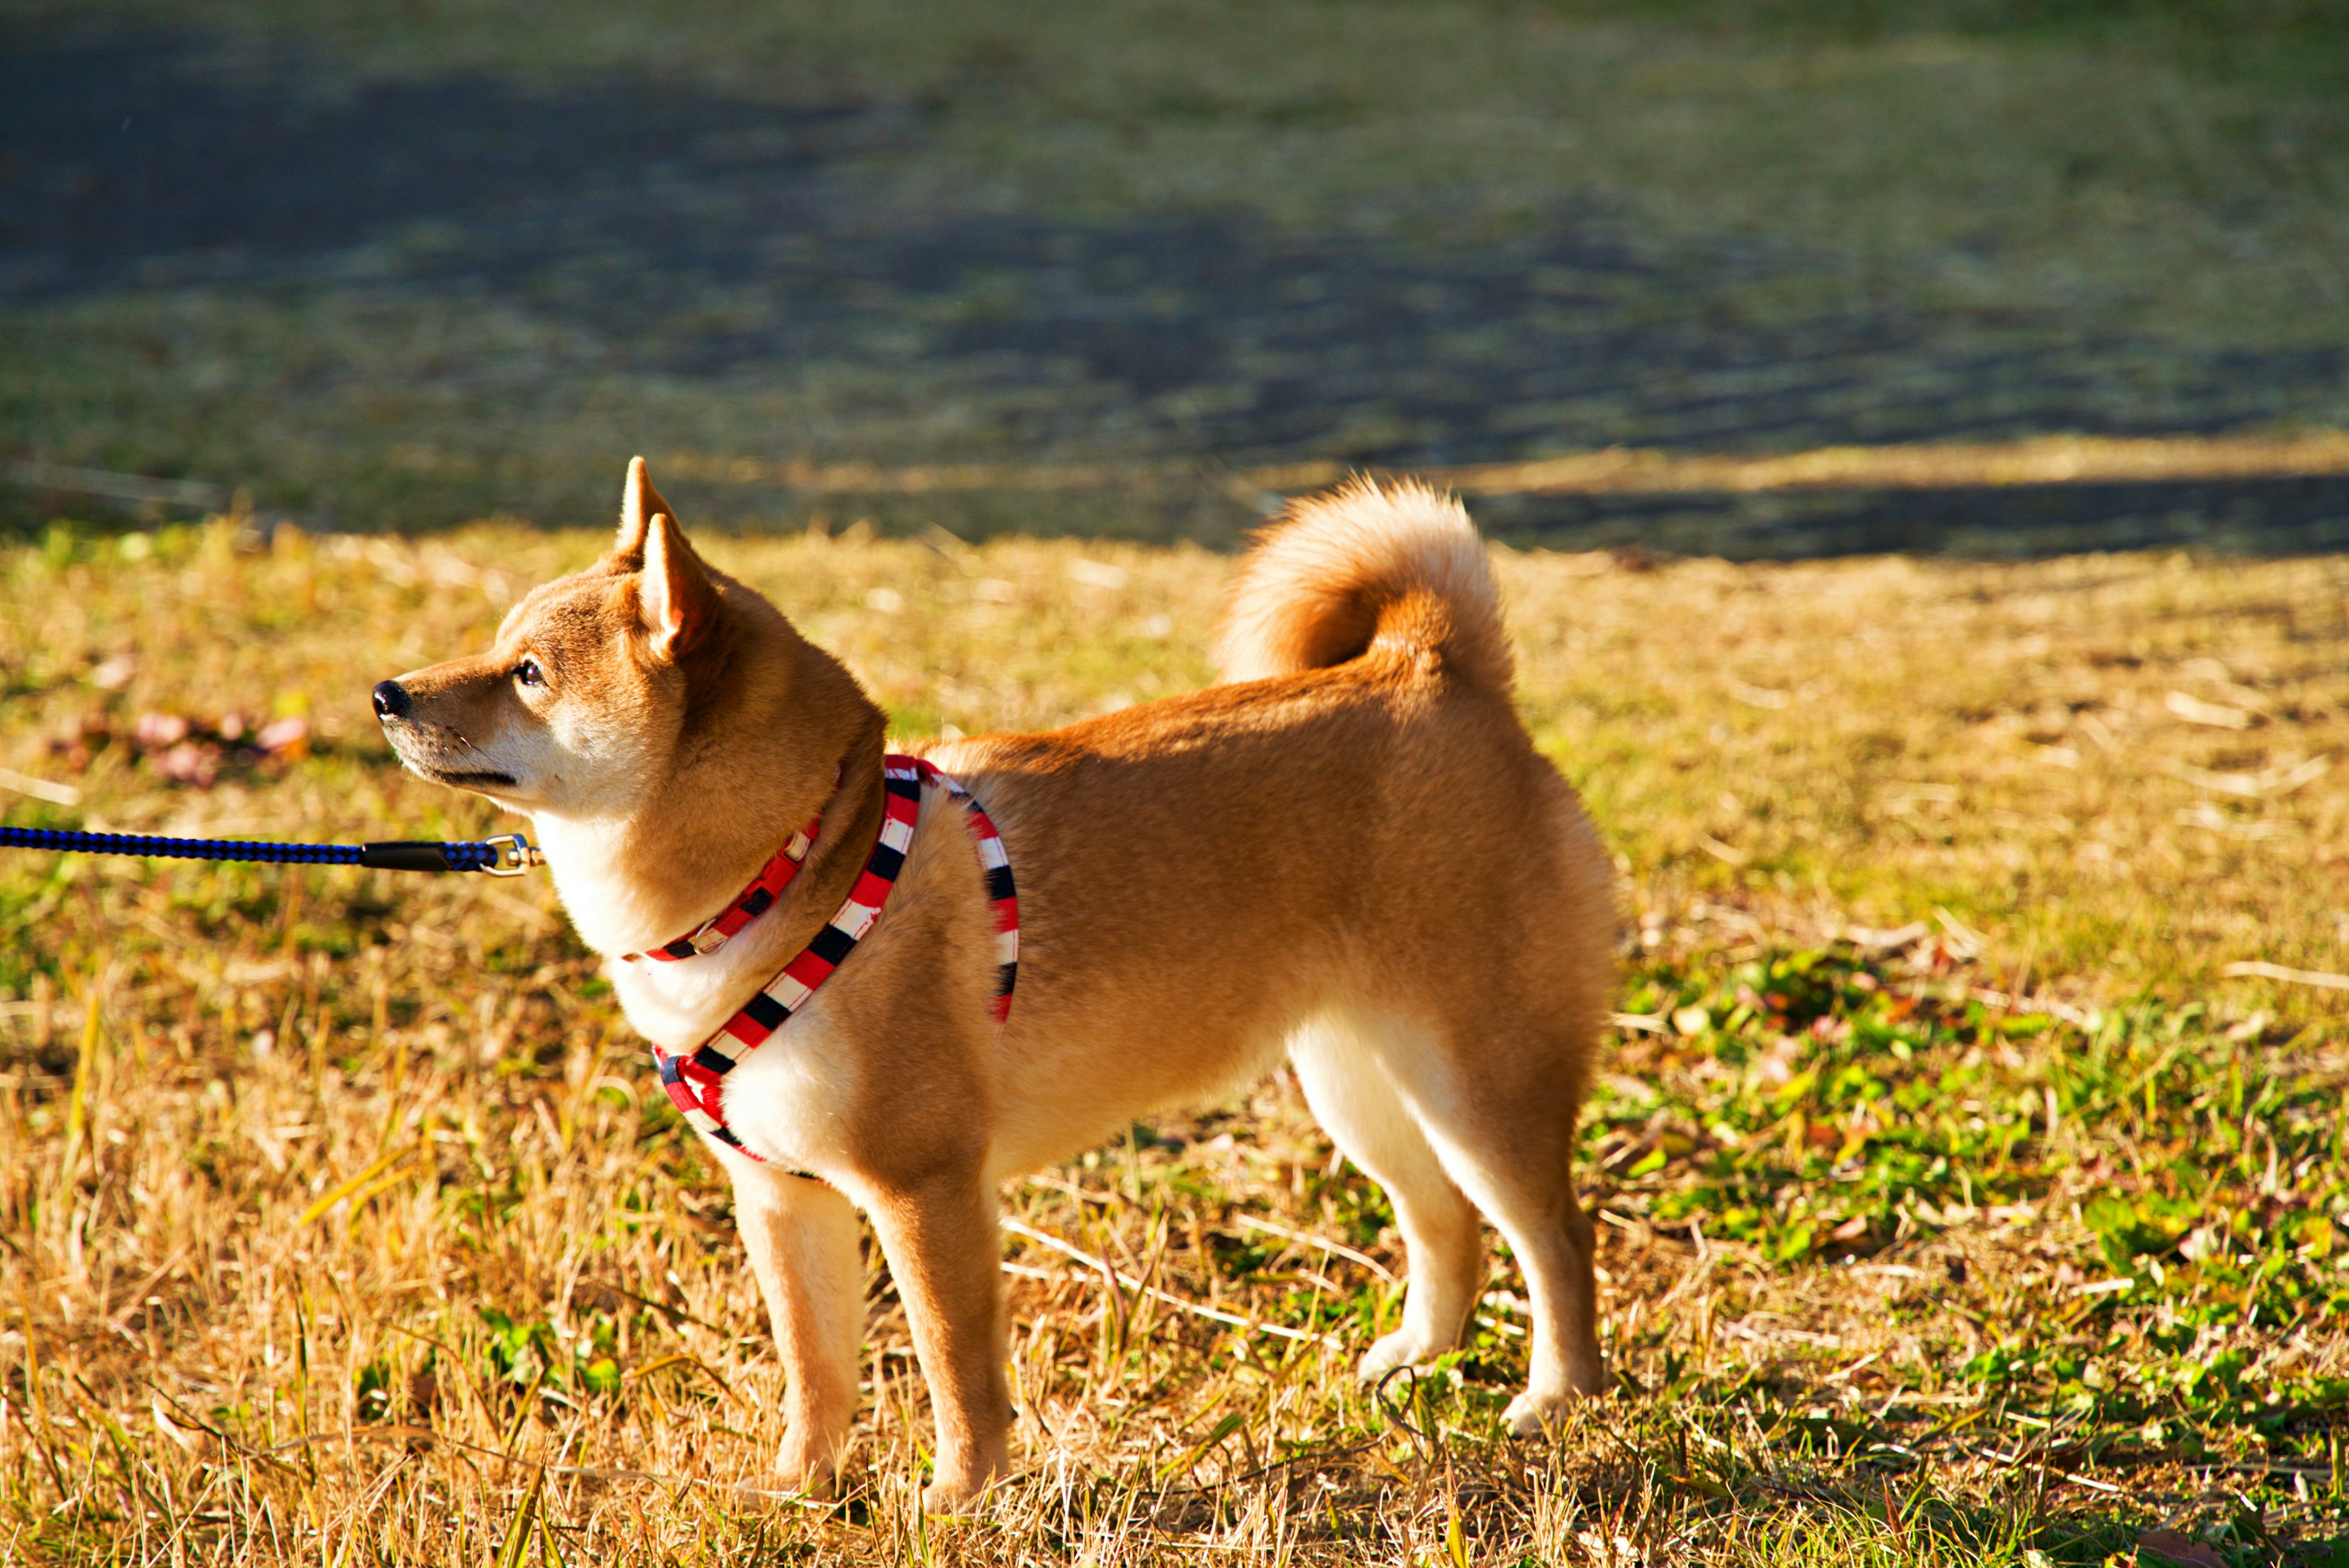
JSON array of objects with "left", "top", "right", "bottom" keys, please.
[
  {"left": 1, "top": 522, "right": 2344, "bottom": 1564},
  {"left": 1501, "top": 544, "right": 2349, "bottom": 999}
]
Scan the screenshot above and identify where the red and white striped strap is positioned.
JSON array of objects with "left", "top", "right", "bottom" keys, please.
[{"left": 652, "top": 755, "right": 1019, "bottom": 1162}]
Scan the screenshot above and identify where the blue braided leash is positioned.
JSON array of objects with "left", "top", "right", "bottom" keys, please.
[{"left": 0, "top": 826, "right": 541, "bottom": 875}]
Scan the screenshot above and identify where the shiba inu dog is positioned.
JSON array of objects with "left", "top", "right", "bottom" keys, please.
[{"left": 374, "top": 458, "right": 1616, "bottom": 1507}]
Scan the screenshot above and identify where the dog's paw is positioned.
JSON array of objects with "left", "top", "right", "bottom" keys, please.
[
  {"left": 920, "top": 1481, "right": 968, "bottom": 1515},
  {"left": 1502, "top": 1389, "right": 1571, "bottom": 1437},
  {"left": 1356, "top": 1328, "right": 1447, "bottom": 1384},
  {"left": 921, "top": 1473, "right": 999, "bottom": 1516},
  {"left": 773, "top": 1434, "right": 843, "bottom": 1498},
  {"left": 918, "top": 1441, "right": 1009, "bottom": 1515}
]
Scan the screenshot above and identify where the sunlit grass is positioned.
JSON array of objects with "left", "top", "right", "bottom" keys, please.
[{"left": 0, "top": 522, "right": 2343, "bottom": 1563}]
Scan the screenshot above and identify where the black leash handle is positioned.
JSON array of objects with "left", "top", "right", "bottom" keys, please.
[{"left": 0, "top": 827, "right": 542, "bottom": 875}]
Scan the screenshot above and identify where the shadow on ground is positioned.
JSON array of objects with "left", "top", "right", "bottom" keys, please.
[{"left": 5, "top": 29, "right": 2347, "bottom": 554}]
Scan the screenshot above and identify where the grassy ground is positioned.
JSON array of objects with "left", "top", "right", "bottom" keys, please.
[
  {"left": 1, "top": 520, "right": 2345, "bottom": 1563},
  {"left": 7, "top": 1, "right": 2349, "bottom": 546}
]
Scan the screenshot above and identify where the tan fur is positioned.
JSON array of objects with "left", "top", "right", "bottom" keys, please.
[
  {"left": 1215, "top": 475, "right": 1515, "bottom": 692},
  {"left": 379, "top": 461, "right": 1617, "bottom": 1509}
]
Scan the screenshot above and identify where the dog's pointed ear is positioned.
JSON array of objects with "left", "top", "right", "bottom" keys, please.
[
  {"left": 639, "top": 510, "right": 719, "bottom": 661},
  {"left": 611, "top": 456, "right": 675, "bottom": 564}
]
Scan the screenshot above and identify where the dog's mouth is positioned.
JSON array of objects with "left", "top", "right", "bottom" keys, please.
[
  {"left": 382, "top": 727, "right": 520, "bottom": 790},
  {"left": 414, "top": 764, "right": 519, "bottom": 788}
]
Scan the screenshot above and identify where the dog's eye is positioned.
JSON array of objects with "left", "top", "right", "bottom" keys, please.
[{"left": 516, "top": 657, "right": 546, "bottom": 688}]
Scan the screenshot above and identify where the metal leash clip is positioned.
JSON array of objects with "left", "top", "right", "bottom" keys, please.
[{"left": 481, "top": 833, "right": 545, "bottom": 876}]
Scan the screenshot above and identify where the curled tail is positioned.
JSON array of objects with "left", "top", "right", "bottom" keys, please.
[{"left": 1214, "top": 477, "right": 1512, "bottom": 693}]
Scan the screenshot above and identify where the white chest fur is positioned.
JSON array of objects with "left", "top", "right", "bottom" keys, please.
[
  {"left": 703, "top": 992, "right": 861, "bottom": 1173},
  {"left": 598, "top": 917, "right": 859, "bottom": 1175},
  {"left": 533, "top": 813, "right": 865, "bottom": 1178},
  {"left": 604, "top": 930, "right": 771, "bottom": 1045}
]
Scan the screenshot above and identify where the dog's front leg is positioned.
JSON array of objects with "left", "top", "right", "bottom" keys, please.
[
  {"left": 865, "top": 1171, "right": 1012, "bottom": 1510},
  {"left": 724, "top": 1156, "right": 866, "bottom": 1493}
]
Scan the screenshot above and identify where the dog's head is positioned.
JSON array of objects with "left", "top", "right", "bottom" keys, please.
[{"left": 374, "top": 458, "right": 737, "bottom": 819}]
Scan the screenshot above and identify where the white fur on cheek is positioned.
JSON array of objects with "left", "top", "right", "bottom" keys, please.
[
  {"left": 534, "top": 683, "right": 670, "bottom": 818},
  {"left": 485, "top": 723, "right": 563, "bottom": 795}
]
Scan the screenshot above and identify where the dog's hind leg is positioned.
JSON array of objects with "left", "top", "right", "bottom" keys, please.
[
  {"left": 1485, "top": 1176, "right": 1605, "bottom": 1433},
  {"left": 725, "top": 1157, "right": 867, "bottom": 1493},
  {"left": 1375, "top": 1020, "right": 1606, "bottom": 1432},
  {"left": 1289, "top": 1014, "right": 1485, "bottom": 1384}
]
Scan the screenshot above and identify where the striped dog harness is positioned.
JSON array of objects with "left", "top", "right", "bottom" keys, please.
[
  {"left": 651, "top": 755, "right": 1019, "bottom": 1164},
  {"left": 623, "top": 814, "right": 820, "bottom": 962}
]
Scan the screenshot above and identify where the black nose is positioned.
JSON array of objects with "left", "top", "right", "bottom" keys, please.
[{"left": 372, "top": 680, "right": 410, "bottom": 719}]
